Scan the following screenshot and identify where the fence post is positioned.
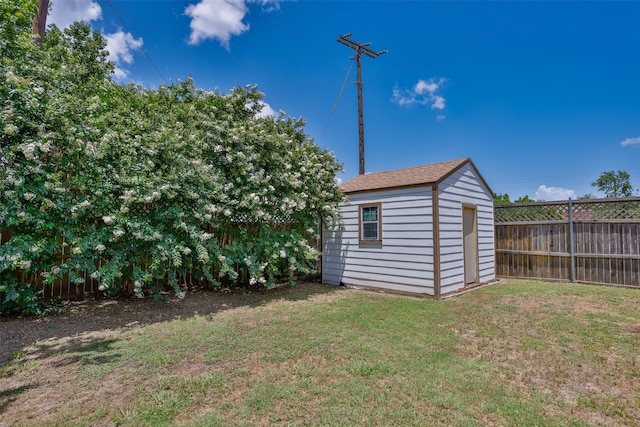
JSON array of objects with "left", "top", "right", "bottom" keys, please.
[{"left": 568, "top": 198, "right": 576, "bottom": 283}]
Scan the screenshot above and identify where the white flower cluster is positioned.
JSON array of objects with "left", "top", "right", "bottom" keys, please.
[
  {"left": 0, "top": 21, "right": 344, "bottom": 299},
  {"left": 5, "top": 71, "right": 19, "bottom": 84}
]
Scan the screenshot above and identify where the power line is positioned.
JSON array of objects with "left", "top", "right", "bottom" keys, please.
[
  {"left": 222, "top": 0, "right": 335, "bottom": 55},
  {"left": 318, "top": 64, "right": 353, "bottom": 144},
  {"left": 103, "top": 0, "right": 167, "bottom": 84},
  {"left": 330, "top": 65, "right": 353, "bottom": 116},
  {"left": 100, "top": 0, "right": 340, "bottom": 87}
]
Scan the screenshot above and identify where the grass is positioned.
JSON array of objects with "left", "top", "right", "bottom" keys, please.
[{"left": 1, "top": 279, "right": 639, "bottom": 426}]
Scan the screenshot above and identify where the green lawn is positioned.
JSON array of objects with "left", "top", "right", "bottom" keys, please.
[{"left": 1, "top": 280, "right": 639, "bottom": 426}]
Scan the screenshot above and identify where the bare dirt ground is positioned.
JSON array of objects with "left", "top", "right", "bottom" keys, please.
[{"left": 0, "top": 282, "right": 336, "bottom": 366}]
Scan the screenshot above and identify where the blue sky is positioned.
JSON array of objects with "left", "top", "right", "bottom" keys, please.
[{"left": 47, "top": 0, "right": 640, "bottom": 200}]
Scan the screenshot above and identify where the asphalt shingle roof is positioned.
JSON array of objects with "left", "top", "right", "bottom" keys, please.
[{"left": 340, "top": 158, "right": 471, "bottom": 194}]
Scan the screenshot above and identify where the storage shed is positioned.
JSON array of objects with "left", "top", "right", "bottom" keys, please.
[{"left": 322, "top": 158, "right": 496, "bottom": 297}]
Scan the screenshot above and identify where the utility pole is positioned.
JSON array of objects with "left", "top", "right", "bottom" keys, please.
[
  {"left": 337, "top": 33, "right": 386, "bottom": 175},
  {"left": 32, "top": 0, "right": 50, "bottom": 44}
]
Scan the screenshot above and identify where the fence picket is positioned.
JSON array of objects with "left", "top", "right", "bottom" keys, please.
[
  {"left": 2, "top": 198, "right": 639, "bottom": 300},
  {"left": 495, "top": 197, "right": 640, "bottom": 287}
]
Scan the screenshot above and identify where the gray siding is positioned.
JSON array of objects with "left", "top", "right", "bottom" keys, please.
[
  {"left": 438, "top": 164, "right": 495, "bottom": 294},
  {"left": 323, "top": 187, "right": 435, "bottom": 294}
]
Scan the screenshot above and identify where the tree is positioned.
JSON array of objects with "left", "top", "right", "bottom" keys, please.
[
  {"left": 591, "top": 171, "right": 633, "bottom": 198},
  {"left": 1, "top": 1, "right": 344, "bottom": 314},
  {"left": 514, "top": 195, "right": 535, "bottom": 203},
  {"left": 494, "top": 193, "right": 511, "bottom": 205}
]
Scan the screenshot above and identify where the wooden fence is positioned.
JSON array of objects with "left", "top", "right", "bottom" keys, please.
[
  {"left": 494, "top": 197, "right": 640, "bottom": 287},
  {"left": 0, "top": 228, "right": 187, "bottom": 300},
  {"left": 1, "top": 224, "right": 322, "bottom": 301},
  {"left": 4, "top": 199, "right": 639, "bottom": 301}
]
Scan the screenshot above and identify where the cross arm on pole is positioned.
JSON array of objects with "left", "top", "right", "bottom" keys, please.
[{"left": 337, "top": 34, "right": 387, "bottom": 59}]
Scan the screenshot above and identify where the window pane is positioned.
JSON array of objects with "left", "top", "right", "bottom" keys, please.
[
  {"left": 361, "top": 205, "right": 380, "bottom": 241},
  {"left": 363, "top": 222, "right": 378, "bottom": 240},
  {"left": 362, "top": 207, "right": 378, "bottom": 221}
]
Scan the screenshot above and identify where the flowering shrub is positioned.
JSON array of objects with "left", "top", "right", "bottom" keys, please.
[{"left": 0, "top": 0, "right": 343, "bottom": 313}]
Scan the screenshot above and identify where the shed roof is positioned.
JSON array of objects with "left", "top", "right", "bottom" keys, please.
[{"left": 340, "top": 158, "right": 491, "bottom": 194}]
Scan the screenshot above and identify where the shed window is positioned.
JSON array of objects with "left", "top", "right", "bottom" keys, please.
[{"left": 359, "top": 203, "right": 382, "bottom": 244}]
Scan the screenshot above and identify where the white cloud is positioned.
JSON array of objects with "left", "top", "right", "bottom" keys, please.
[
  {"left": 104, "top": 31, "right": 144, "bottom": 79},
  {"left": 392, "top": 78, "right": 447, "bottom": 114},
  {"left": 184, "top": 0, "right": 280, "bottom": 48},
  {"left": 534, "top": 185, "right": 576, "bottom": 201},
  {"left": 254, "top": 101, "right": 277, "bottom": 118},
  {"left": 48, "top": 0, "right": 102, "bottom": 30},
  {"left": 431, "top": 95, "right": 445, "bottom": 110},
  {"left": 252, "top": 0, "right": 282, "bottom": 13},
  {"left": 186, "top": 0, "right": 248, "bottom": 48},
  {"left": 414, "top": 80, "right": 439, "bottom": 95},
  {"left": 48, "top": 1, "right": 143, "bottom": 80},
  {"left": 621, "top": 137, "right": 640, "bottom": 147}
]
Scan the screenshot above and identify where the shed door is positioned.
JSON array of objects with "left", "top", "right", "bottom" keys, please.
[{"left": 463, "top": 206, "right": 478, "bottom": 285}]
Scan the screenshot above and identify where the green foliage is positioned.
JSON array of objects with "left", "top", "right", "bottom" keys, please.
[
  {"left": 0, "top": 1, "right": 344, "bottom": 312},
  {"left": 495, "top": 194, "right": 537, "bottom": 205},
  {"left": 0, "top": 0, "right": 37, "bottom": 58},
  {"left": 514, "top": 195, "right": 535, "bottom": 203},
  {"left": 0, "top": 275, "right": 62, "bottom": 316},
  {"left": 591, "top": 170, "right": 633, "bottom": 198},
  {"left": 494, "top": 193, "right": 511, "bottom": 205}
]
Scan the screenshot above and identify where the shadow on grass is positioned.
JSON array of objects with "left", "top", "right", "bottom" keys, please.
[
  {"left": 0, "top": 384, "right": 35, "bottom": 415},
  {"left": 40, "top": 337, "right": 123, "bottom": 367},
  {"left": 0, "top": 282, "right": 340, "bottom": 366}
]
